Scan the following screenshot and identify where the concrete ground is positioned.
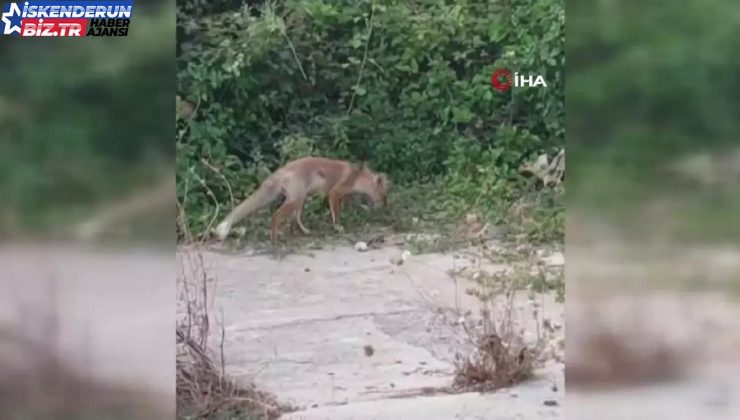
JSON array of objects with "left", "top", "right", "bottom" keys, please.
[
  {"left": 566, "top": 236, "right": 740, "bottom": 420},
  {"left": 193, "top": 241, "right": 565, "bottom": 419},
  {"left": 0, "top": 244, "right": 174, "bottom": 415}
]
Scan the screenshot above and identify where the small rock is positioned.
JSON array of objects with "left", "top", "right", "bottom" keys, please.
[
  {"left": 311, "top": 404, "right": 318, "bottom": 408},
  {"left": 363, "top": 345, "right": 375, "bottom": 357},
  {"left": 405, "top": 233, "right": 441, "bottom": 243},
  {"left": 543, "top": 252, "right": 564, "bottom": 266},
  {"left": 390, "top": 255, "right": 404, "bottom": 265},
  {"left": 465, "top": 213, "right": 480, "bottom": 224},
  {"left": 510, "top": 392, "right": 518, "bottom": 398},
  {"left": 543, "top": 399, "right": 558, "bottom": 407},
  {"left": 390, "top": 382, "right": 396, "bottom": 388},
  {"left": 551, "top": 384, "right": 559, "bottom": 392},
  {"left": 304, "top": 268, "right": 310, "bottom": 272},
  {"left": 355, "top": 241, "right": 368, "bottom": 252},
  {"left": 544, "top": 271, "right": 560, "bottom": 284}
]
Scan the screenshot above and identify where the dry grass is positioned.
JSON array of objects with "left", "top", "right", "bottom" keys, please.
[
  {"left": 565, "top": 315, "right": 689, "bottom": 390},
  {"left": 453, "top": 327, "right": 541, "bottom": 391},
  {"left": 0, "top": 288, "right": 169, "bottom": 419},
  {"left": 176, "top": 248, "right": 289, "bottom": 419},
  {"left": 0, "top": 331, "right": 168, "bottom": 419},
  {"left": 450, "top": 245, "right": 560, "bottom": 391},
  {"left": 566, "top": 329, "right": 685, "bottom": 389}
]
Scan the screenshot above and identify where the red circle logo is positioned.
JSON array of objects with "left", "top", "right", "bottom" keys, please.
[{"left": 491, "top": 68, "right": 513, "bottom": 92}]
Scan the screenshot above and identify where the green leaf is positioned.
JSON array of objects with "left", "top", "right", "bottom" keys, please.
[{"left": 452, "top": 107, "right": 473, "bottom": 123}]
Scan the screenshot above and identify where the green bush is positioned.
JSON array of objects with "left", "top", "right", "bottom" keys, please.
[
  {"left": 568, "top": 0, "right": 740, "bottom": 242},
  {"left": 1, "top": 2, "right": 173, "bottom": 237},
  {"left": 177, "top": 0, "right": 564, "bottom": 241}
]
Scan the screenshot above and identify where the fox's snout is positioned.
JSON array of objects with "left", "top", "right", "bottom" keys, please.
[{"left": 369, "top": 193, "right": 387, "bottom": 208}]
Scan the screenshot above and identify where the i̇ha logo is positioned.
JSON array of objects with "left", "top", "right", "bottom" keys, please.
[{"left": 491, "top": 68, "right": 547, "bottom": 92}]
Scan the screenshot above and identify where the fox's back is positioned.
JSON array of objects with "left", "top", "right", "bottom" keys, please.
[{"left": 279, "top": 157, "right": 353, "bottom": 194}]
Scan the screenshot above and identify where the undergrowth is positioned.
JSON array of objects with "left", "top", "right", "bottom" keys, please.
[
  {"left": 176, "top": 0, "right": 565, "bottom": 246},
  {"left": 450, "top": 243, "right": 563, "bottom": 391}
]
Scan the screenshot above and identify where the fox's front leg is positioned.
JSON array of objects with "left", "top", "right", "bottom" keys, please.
[
  {"left": 328, "top": 189, "right": 346, "bottom": 232},
  {"left": 295, "top": 202, "right": 310, "bottom": 234}
]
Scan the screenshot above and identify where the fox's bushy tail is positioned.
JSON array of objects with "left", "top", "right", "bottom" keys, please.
[{"left": 214, "top": 177, "right": 281, "bottom": 240}]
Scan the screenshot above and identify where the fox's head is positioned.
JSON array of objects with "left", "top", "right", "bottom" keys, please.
[{"left": 357, "top": 165, "right": 389, "bottom": 207}]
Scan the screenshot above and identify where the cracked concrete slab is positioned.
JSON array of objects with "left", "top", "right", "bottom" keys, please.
[{"left": 189, "top": 242, "right": 565, "bottom": 418}]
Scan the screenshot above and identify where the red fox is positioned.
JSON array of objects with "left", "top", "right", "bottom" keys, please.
[{"left": 214, "top": 157, "right": 389, "bottom": 242}]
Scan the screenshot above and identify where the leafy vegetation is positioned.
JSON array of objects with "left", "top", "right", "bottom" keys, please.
[
  {"left": 568, "top": 0, "right": 740, "bottom": 242},
  {"left": 0, "top": 1, "right": 173, "bottom": 238},
  {"left": 176, "top": 0, "right": 565, "bottom": 244}
]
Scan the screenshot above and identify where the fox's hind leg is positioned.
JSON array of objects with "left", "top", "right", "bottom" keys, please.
[
  {"left": 271, "top": 201, "right": 300, "bottom": 243},
  {"left": 272, "top": 179, "right": 311, "bottom": 241}
]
